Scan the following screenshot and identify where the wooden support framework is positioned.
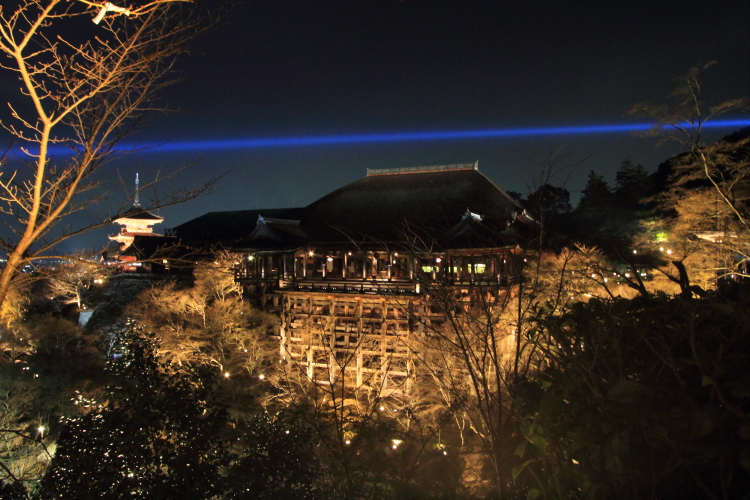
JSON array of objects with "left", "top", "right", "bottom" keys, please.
[{"left": 278, "top": 291, "right": 434, "bottom": 395}]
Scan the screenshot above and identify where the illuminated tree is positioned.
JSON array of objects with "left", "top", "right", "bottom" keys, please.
[
  {"left": 0, "top": 374, "right": 51, "bottom": 496},
  {"left": 128, "top": 253, "right": 277, "bottom": 380},
  {"left": 0, "top": 0, "right": 218, "bottom": 309},
  {"left": 0, "top": 276, "right": 31, "bottom": 363},
  {"left": 46, "top": 259, "right": 109, "bottom": 309},
  {"left": 629, "top": 62, "right": 750, "bottom": 288}
]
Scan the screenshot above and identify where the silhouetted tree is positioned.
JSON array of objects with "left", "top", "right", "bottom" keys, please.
[
  {"left": 614, "top": 157, "right": 654, "bottom": 208},
  {"left": 577, "top": 170, "right": 611, "bottom": 213},
  {"left": 225, "top": 411, "right": 321, "bottom": 500},
  {"left": 38, "top": 324, "right": 230, "bottom": 500},
  {"left": 513, "top": 289, "right": 750, "bottom": 498}
]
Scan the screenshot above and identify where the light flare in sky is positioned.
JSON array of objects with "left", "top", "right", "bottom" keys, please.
[{"left": 17, "top": 119, "right": 750, "bottom": 155}]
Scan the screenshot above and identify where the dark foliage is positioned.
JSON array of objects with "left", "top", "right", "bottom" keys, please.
[
  {"left": 569, "top": 158, "right": 660, "bottom": 264},
  {"left": 512, "top": 288, "right": 750, "bottom": 498},
  {"left": 225, "top": 411, "right": 321, "bottom": 500},
  {"left": 0, "top": 479, "right": 27, "bottom": 500},
  {"left": 38, "top": 325, "right": 230, "bottom": 500}
]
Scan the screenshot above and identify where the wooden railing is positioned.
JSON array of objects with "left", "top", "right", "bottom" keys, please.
[{"left": 234, "top": 269, "right": 518, "bottom": 295}]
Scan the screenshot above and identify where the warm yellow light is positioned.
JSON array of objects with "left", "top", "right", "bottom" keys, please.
[
  {"left": 258, "top": 374, "right": 265, "bottom": 380},
  {"left": 435, "top": 257, "right": 442, "bottom": 263},
  {"left": 224, "top": 372, "right": 230, "bottom": 378},
  {"left": 309, "top": 251, "right": 314, "bottom": 256}
]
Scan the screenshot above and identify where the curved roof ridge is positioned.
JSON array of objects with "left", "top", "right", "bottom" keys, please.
[
  {"left": 367, "top": 161, "right": 478, "bottom": 177},
  {"left": 471, "top": 168, "right": 524, "bottom": 209}
]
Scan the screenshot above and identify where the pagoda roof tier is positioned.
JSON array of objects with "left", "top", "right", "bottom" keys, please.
[{"left": 112, "top": 206, "right": 163, "bottom": 222}]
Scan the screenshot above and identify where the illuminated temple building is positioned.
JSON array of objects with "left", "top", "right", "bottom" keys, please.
[{"left": 171, "top": 163, "right": 535, "bottom": 389}]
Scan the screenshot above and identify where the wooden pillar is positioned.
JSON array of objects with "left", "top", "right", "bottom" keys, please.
[
  {"left": 303, "top": 248, "right": 308, "bottom": 278},
  {"left": 380, "top": 302, "right": 388, "bottom": 393},
  {"left": 356, "top": 298, "right": 364, "bottom": 386},
  {"left": 329, "top": 297, "right": 336, "bottom": 384},
  {"left": 343, "top": 251, "right": 348, "bottom": 279},
  {"left": 387, "top": 252, "right": 392, "bottom": 280},
  {"left": 307, "top": 347, "right": 314, "bottom": 380}
]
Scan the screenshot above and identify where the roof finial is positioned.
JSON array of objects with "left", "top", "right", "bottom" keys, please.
[{"left": 134, "top": 173, "right": 140, "bottom": 207}]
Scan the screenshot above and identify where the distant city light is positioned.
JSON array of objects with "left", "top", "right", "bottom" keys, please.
[{"left": 14, "top": 119, "right": 750, "bottom": 154}]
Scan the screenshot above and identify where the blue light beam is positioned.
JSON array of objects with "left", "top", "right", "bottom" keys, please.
[
  {"left": 21, "top": 118, "right": 750, "bottom": 155},
  {"left": 141, "top": 119, "right": 750, "bottom": 153}
]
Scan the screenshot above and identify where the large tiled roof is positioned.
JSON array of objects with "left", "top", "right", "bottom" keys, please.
[
  {"left": 171, "top": 208, "right": 303, "bottom": 245},
  {"left": 300, "top": 166, "right": 522, "bottom": 243},
  {"left": 172, "top": 165, "right": 526, "bottom": 250}
]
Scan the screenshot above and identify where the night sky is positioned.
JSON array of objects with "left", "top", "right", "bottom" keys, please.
[{"left": 3, "top": 0, "right": 750, "bottom": 252}]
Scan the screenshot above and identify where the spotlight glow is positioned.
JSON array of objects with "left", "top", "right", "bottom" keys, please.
[
  {"left": 18, "top": 118, "right": 750, "bottom": 155},
  {"left": 140, "top": 119, "right": 750, "bottom": 152}
]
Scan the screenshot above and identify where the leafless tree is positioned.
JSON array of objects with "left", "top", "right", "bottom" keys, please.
[
  {"left": 397, "top": 235, "right": 620, "bottom": 495},
  {"left": 45, "top": 257, "right": 109, "bottom": 308},
  {"left": 128, "top": 252, "right": 277, "bottom": 378},
  {"left": 0, "top": 0, "right": 220, "bottom": 309},
  {"left": 629, "top": 62, "right": 750, "bottom": 287}
]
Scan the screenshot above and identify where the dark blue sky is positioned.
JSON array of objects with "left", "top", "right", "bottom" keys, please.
[{"left": 2, "top": 0, "right": 749, "bottom": 253}]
